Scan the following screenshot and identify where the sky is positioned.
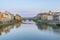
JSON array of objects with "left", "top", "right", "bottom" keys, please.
[{"left": 0, "top": 0, "right": 60, "bottom": 17}]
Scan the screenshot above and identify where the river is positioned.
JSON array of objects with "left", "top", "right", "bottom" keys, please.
[{"left": 0, "top": 20, "right": 60, "bottom": 40}]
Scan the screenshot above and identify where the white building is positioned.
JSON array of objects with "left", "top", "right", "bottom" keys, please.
[
  {"left": 47, "top": 15, "right": 53, "bottom": 20},
  {"left": 57, "top": 15, "right": 60, "bottom": 21}
]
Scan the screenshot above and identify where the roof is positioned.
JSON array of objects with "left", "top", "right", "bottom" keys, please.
[{"left": 38, "top": 11, "right": 60, "bottom": 15}]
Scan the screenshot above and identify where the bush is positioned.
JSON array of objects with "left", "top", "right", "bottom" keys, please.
[{"left": 56, "top": 24, "right": 60, "bottom": 26}]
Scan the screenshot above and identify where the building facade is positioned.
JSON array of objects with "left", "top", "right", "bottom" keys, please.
[{"left": 36, "top": 11, "right": 60, "bottom": 21}]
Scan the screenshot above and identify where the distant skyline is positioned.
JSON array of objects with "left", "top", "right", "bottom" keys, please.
[{"left": 0, "top": 0, "right": 60, "bottom": 17}]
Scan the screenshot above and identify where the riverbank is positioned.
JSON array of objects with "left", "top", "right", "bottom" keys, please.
[
  {"left": 33, "top": 20, "right": 60, "bottom": 27},
  {"left": 0, "top": 20, "right": 22, "bottom": 28}
]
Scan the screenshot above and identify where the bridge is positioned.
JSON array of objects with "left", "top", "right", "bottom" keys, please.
[{"left": 22, "top": 17, "right": 37, "bottom": 20}]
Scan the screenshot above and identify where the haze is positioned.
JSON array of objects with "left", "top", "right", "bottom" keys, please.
[{"left": 0, "top": 0, "right": 60, "bottom": 17}]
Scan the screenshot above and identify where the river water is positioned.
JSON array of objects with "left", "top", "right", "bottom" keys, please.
[{"left": 0, "top": 20, "right": 60, "bottom": 40}]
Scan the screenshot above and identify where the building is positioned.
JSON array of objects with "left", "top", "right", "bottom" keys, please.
[
  {"left": 52, "top": 12, "right": 60, "bottom": 21},
  {"left": 36, "top": 14, "right": 42, "bottom": 20},
  {"left": 15, "top": 14, "right": 22, "bottom": 21},
  {"left": 0, "top": 11, "right": 14, "bottom": 22},
  {"left": 36, "top": 11, "right": 60, "bottom": 21},
  {"left": 36, "top": 11, "right": 60, "bottom": 24},
  {"left": 37, "top": 12, "right": 50, "bottom": 21},
  {"left": 0, "top": 12, "right": 3, "bottom": 21},
  {"left": 9, "top": 13, "right": 14, "bottom": 20},
  {"left": 41, "top": 13, "right": 49, "bottom": 20},
  {"left": 2, "top": 13, "right": 11, "bottom": 21},
  {"left": 47, "top": 15, "right": 53, "bottom": 20}
]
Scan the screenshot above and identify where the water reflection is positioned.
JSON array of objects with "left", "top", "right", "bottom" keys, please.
[
  {"left": 36, "top": 23, "right": 60, "bottom": 34},
  {"left": 15, "top": 22, "right": 22, "bottom": 28},
  {"left": 0, "top": 21, "right": 60, "bottom": 40},
  {"left": 0, "top": 22, "right": 22, "bottom": 36},
  {"left": 36, "top": 24, "right": 48, "bottom": 30}
]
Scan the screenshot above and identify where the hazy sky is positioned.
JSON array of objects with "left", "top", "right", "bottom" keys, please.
[{"left": 0, "top": 0, "right": 60, "bottom": 17}]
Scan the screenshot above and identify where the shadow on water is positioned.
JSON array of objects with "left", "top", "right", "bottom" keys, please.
[{"left": 0, "top": 22, "right": 22, "bottom": 35}]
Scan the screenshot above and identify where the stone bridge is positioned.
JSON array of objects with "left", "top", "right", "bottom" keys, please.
[{"left": 22, "top": 17, "right": 37, "bottom": 20}]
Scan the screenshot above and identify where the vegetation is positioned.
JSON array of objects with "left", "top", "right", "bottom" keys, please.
[
  {"left": 0, "top": 20, "right": 22, "bottom": 28},
  {"left": 34, "top": 20, "right": 60, "bottom": 27},
  {"left": 56, "top": 24, "right": 60, "bottom": 26},
  {"left": 33, "top": 20, "right": 48, "bottom": 25}
]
